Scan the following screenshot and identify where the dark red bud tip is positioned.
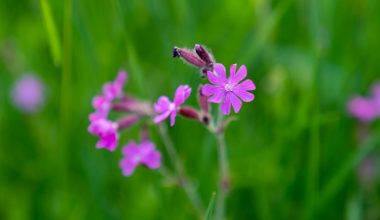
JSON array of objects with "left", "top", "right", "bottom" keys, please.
[
  {"left": 172, "top": 47, "right": 180, "bottom": 58},
  {"left": 198, "top": 85, "right": 210, "bottom": 113},
  {"left": 117, "top": 115, "right": 140, "bottom": 130},
  {"left": 201, "top": 113, "right": 210, "bottom": 125},
  {"left": 179, "top": 107, "right": 200, "bottom": 121},
  {"left": 195, "top": 44, "right": 214, "bottom": 64}
]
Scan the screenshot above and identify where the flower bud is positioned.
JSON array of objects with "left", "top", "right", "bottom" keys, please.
[
  {"left": 117, "top": 114, "right": 140, "bottom": 130},
  {"left": 198, "top": 85, "right": 209, "bottom": 113},
  {"left": 173, "top": 47, "right": 206, "bottom": 67},
  {"left": 179, "top": 107, "right": 200, "bottom": 121},
  {"left": 194, "top": 44, "right": 214, "bottom": 65}
]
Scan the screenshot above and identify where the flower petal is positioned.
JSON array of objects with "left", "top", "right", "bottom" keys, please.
[
  {"left": 207, "top": 63, "right": 227, "bottom": 85},
  {"left": 142, "top": 151, "right": 161, "bottom": 169},
  {"left": 230, "top": 65, "right": 247, "bottom": 84},
  {"left": 234, "top": 90, "right": 255, "bottom": 102},
  {"left": 119, "top": 158, "right": 138, "bottom": 176},
  {"left": 235, "top": 79, "right": 256, "bottom": 91},
  {"left": 213, "top": 63, "right": 226, "bottom": 79},
  {"left": 229, "top": 93, "right": 242, "bottom": 113},
  {"left": 221, "top": 93, "right": 232, "bottom": 115},
  {"left": 174, "top": 85, "right": 191, "bottom": 106},
  {"left": 154, "top": 96, "right": 171, "bottom": 113},
  {"left": 96, "top": 132, "right": 118, "bottom": 151},
  {"left": 202, "top": 84, "right": 222, "bottom": 96},
  {"left": 122, "top": 141, "right": 139, "bottom": 156},
  {"left": 170, "top": 111, "right": 177, "bottom": 126},
  {"left": 153, "top": 110, "right": 171, "bottom": 124},
  {"left": 229, "top": 64, "right": 237, "bottom": 79},
  {"left": 208, "top": 90, "right": 225, "bottom": 103}
]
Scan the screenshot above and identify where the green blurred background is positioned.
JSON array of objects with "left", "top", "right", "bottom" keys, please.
[{"left": 1, "top": 0, "right": 380, "bottom": 219}]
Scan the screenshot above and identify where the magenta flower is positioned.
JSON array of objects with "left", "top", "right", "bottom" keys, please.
[
  {"left": 202, "top": 63, "right": 256, "bottom": 115},
  {"left": 92, "top": 95, "right": 112, "bottom": 117},
  {"left": 88, "top": 118, "right": 119, "bottom": 151},
  {"left": 153, "top": 85, "right": 192, "bottom": 126},
  {"left": 347, "top": 97, "right": 378, "bottom": 122},
  {"left": 119, "top": 140, "right": 161, "bottom": 176},
  {"left": 102, "top": 71, "right": 127, "bottom": 100},
  {"left": 91, "top": 71, "right": 127, "bottom": 118},
  {"left": 11, "top": 74, "right": 45, "bottom": 113}
]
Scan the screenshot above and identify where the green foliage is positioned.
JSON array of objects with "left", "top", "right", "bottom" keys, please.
[{"left": 0, "top": 0, "right": 380, "bottom": 219}]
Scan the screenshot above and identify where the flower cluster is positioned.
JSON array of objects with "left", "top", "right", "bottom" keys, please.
[
  {"left": 88, "top": 71, "right": 161, "bottom": 176},
  {"left": 88, "top": 44, "right": 256, "bottom": 177},
  {"left": 88, "top": 71, "right": 127, "bottom": 151},
  {"left": 348, "top": 83, "right": 380, "bottom": 122}
]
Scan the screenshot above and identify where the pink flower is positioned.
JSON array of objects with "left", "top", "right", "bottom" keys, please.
[
  {"left": 119, "top": 140, "right": 161, "bottom": 176},
  {"left": 202, "top": 63, "right": 256, "bottom": 115},
  {"left": 91, "top": 95, "right": 111, "bottom": 117},
  {"left": 91, "top": 71, "right": 128, "bottom": 118},
  {"left": 88, "top": 118, "right": 119, "bottom": 151},
  {"left": 347, "top": 97, "right": 378, "bottom": 122},
  {"left": 11, "top": 74, "right": 44, "bottom": 113},
  {"left": 153, "top": 85, "right": 192, "bottom": 126},
  {"left": 102, "top": 70, "right": 127, "bottom": 100}
]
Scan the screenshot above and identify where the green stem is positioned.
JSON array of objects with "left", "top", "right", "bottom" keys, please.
[
  {"left": 215, "top": 112, "right": 230, "bottom": 220},
  {"left": 158, "top": 124, "right": 205, "bottom": 217}
]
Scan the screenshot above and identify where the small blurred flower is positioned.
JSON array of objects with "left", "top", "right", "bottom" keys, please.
[
  {"left": 202, "top": 63, "right": 256, "bottom": 115},
  {"left": 102, "top": 71, "right": 127, "bottom": 100},
  {"left": 91, "top": 70, "right": 127, "bottom": 118},
  {"left": 88, "top": 118, "right": 119, "bottom": 151},
  {"left": 347, "top": 97, "right": 378, "bottom": 122},
  {"left": 92, "top": 95, "right": 112, "bottom": 118},
  {"left": 11, "top": 74, "right": 44, "bottom": 113},
  {"left": 347, "top": 83, "right": 380, "bottom": 122},
  {"left": 153, "top": 85, "right": 192, "bottom": 126},
  {"left": 119, "top": 140, "right": 161, "bottom": 176}
]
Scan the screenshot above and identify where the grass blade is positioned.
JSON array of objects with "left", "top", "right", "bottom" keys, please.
[
  {"left": 205, "top": 192, "right": 216, "bottom": 220},
  {"left": 39, "top": 0, "right": 61, "bottom": 65}
]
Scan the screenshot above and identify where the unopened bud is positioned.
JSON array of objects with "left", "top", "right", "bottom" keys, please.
[
  {"left": 112, "top": 102, "right": 136, "bottom": 112},
  {"left": 117, "top": 114, "right": 140, "bottom": 130},
  {"left": 198, "top": 85, "right": 209, "bottom": 113},
  {"left": 194, "top": 44, "right": 214, "bottom": 65},
  {"left": 179, "top": 107, "right": 200, "bottom": 121},
  {"left": 173, "top": 47, "right": 206, "bottom": 67},
  {"left": 113, "top": 100, "right": 154, "bottom": 116}
]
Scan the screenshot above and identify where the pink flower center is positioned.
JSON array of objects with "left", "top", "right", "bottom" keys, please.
[
  {"left": 224, "top": 83, "right": 234, "bottom": 91},
  {"left": 169, "top": 103, "right": 176, "bottom": 111},
  {"left": 133, "top": 155, "right": 142, "bottom": 163}
]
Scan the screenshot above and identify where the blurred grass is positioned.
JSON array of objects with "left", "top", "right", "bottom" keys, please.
[{"left": 1, "top": 0, "right": 380, "bottom": 219}]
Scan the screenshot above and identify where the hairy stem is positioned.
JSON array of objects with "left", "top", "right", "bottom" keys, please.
[
  {"left": 158, "top": 124, "right": 205, "bottom": 217},
  {"left": 215, "top": 112, "right": 230, "bottom": 220}
]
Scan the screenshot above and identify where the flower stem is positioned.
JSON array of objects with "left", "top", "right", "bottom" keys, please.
[
  {"left": 215, "top": 112, "right": 230, "bottom": 220},
  {"left": 158, "top": 124, "right": 205, "bottom": 217}
]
